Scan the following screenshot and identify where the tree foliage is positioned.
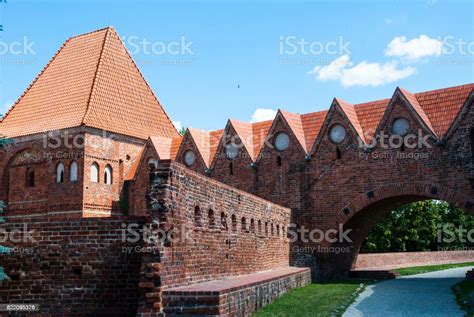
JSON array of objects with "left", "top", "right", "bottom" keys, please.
[{"left": 361, "top": 200, "right": 474, "bottom": 253}]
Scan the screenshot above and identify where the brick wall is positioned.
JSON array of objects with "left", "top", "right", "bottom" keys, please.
[
  {"left": 0, "top": 216, "right": 145, "bottom": 316},
  {"left": 82, "top": 130, "right": 145, "bottom": 217},
  {"left": 355, "top": 251, "right": 474, "bottom": 270},
  {"left": 137, "top": 161, "right": 292, "bottom": 314}
]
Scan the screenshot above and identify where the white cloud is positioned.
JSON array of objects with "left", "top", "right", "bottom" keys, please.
[
  {"left": 250, "top": 108, "right": 277, "bottom": 123},
  {"left": 385, "top": 35, "right": 443, "bottom": 60},
  {"left": 308, "top": 55, "right": 416, "bottom": 87},
  {"left": 172, "top": 120, "right": 183, "bottom": 131}
]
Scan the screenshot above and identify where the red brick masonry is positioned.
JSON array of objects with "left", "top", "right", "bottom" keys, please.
[
  {"left": 162, "top": 267, "right": 311, "bottom": 316},
  {"left": 355, "top": 251, "right": 474, "bottom": 271}
]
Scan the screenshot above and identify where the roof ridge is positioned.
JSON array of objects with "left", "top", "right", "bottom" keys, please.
[
  {"left": 0, "top": 38, "right": 72, "bottom": 124},
  {"left": 82, "top": 27, "right": 110, "bottom": 125},
  {"left": 414, "top": 83, "right": 474, "bottom": 96},
  {"left": 68, "top": 26, "right": 113, "bottom": 41}
]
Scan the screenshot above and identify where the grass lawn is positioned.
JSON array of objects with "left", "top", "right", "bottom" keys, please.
[
  {"left": 394, "top": 262, "right": 474, "bottom": 276},
  {"left": 253, "top": 280, "right": 369, "bottom": 317},
  {"left": 452, "top": 280, "right": 474, "bottom": 316}
]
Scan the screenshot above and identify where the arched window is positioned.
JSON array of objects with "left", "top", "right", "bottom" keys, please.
[
  {"left": 250, "top": 219, "right": 255, "bottom": 233},
  {"left": 258, "top": 220, "right": 262, "bottom": 235},
  {"left": 265, "top": 222, "right": 268, "bottom": 236},
  {"left": 231, "top": 214, "right": 237, "bottom": 231},
  {"left": 70, "top": 161, "right": 78, "bottom": 182},
  {"left": 229, "top": 162, "right": 233, "bottom": 175},
  {"left": 208, "top": 209, "right": 215, "bottom": 228},
  {"left": 26, "top": 168, "right": 35, "bottom": 187},
  {"left": 241, "top": 217, "right": 247, "bottom": 232},
  {"left": 90, "top": 162, "right": 99, "bottom": 183},
  {"left": 271, "top": 223, "right": 274, "bottom": 235},
  {"left": 276, "top": 224, "right": 280, "bottom": 236},
  {"left": 277, "top": 156, "right": 282, "bottom": 167},
  {"left": 104, "top": 165, "right": 113, "bottom": 185},
  {"left": 194, "top": 206, "right": 202, "bottom": 226},
  {"left": 221, "top": 212, "right": 228, "bottom": 230},
  {"left": 56, "top": 162, "right": 64, "bottom": 183}
]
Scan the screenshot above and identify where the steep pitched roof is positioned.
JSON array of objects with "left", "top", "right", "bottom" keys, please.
[
  {"left": 0, "top": 27, "right": 179, "bottom": 140},
  {"left": 353, "top": 99, "right": 390, "bottom": 142},
  {"left": 150, "top": 135, "right": 183, "bottom": 161},
  {"left": 251, "top": 120, "right": 273, "bottom": 160},
  {"left": 301, "top": 110, "right": 327, "bottom": 152},
  {"left": 229, "top": 119, "right": 255, "bottom": 160},
  {"left": 398, "top": 87, "right": 437, "bottom": 137},
  {"left": 334, "top": 98, "right": 366, "bottom": 143},
  {"left": 415, "top": 83, "right": 474, "bottom": 137},
  {"left": 279, "top": 110, "right": 308, "bottom": 152},
  {"left": 188, "top": 128, "right": 211, "bottom": 167}
]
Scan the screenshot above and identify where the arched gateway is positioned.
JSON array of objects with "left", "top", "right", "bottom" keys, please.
[{"left": 0, "top": 26, "right": 473, "bottom": 315}]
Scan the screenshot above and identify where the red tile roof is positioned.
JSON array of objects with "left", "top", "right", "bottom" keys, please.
[
  {"left": 280, "top": 110, "right": 308, "bottom": 152},
  {"left": 415, "top": 84, "right": 474, "bottom": 137},
  {"left": 399, "top": 87, "right": 436, "bottom": 136},
  {"left": 334, "top": 98, "right": 366, "bottom": 143},
  {"left": 0, "top": 27, "right": 179, "bottom": 140},
  {"left": 229, "top": 119, "right": 255, "bottom": 160},
  {"left": 353, "top": 99, "right": 389, "bottom": 142},
  {"left": 301, "top": 110, "right": 327, "bottom": 152},
  {"left": 252, "top": 120, "right": 273, "bottom": 160}
]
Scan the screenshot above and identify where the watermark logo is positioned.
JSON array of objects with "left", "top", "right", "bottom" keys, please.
[
  {"left": 279, "top": 35, "right": 351, "bottom": 56},
  {"left": 123, "top": 35, "right": 194, "bottom": 56},
  {"left": 0, "top": 36, "right": 36, "bottom": 55},
  {"left": 0, "top": 224, "right": 36, "bottom": 243}
]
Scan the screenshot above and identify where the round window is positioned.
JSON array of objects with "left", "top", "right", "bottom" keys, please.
[
  {"left": 329, "top": 124, "right": 346, "bottom": 144},
  {"left": 184, "top": 150, "right": 196, "bottom": 166},
  {"left": 226, "top": 143, "right": 239, "bottom": 160},
  {"left": 274, "top": 133, "right": 290, "bottom": 151},
  {"left": 392, "top": 118, "right": 411, "bottom": 136}
]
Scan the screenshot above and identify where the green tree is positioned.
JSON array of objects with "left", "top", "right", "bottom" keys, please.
[{"left": 362, "top": 200, "right": 474, "bottom": 253}]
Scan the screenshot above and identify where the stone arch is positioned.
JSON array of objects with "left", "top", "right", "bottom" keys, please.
[{"left": 322, "top": 182, "right": 473, "bottom": 280}]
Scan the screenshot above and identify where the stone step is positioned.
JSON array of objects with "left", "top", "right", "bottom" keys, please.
[{"left": 162, "top": 267, "right": 311, "bottom": 316}]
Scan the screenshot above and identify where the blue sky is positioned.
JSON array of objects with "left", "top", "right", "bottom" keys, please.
[{"left": 0, "top": 0, "right": 473, "bottom": 131}]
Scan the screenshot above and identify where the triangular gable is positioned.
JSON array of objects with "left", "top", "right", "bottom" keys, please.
[
  {"left": 279, "top": 110, "right": 308, "bottom": 152},
  {"left": 229, "top": 119, "right": 255, "bottom": 160},
  {"left": 334, "top": 98, "right": 366, "bottom": 143},
  {"left": 398, "top": 87, "right": 437, "bottom": 137}
]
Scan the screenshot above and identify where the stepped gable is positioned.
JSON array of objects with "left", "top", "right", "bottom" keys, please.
[{"left": 0, "top": 27, "right": 179, "bottom": 140}]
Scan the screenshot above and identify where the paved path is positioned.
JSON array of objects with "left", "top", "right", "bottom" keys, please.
[{"left": 343, "top": 266, "right": 473, "bottom": 317}]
